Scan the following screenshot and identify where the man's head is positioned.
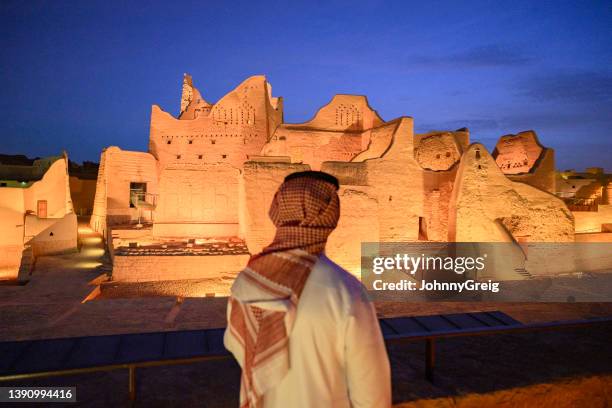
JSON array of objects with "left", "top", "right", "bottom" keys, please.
[{"left": 263, "top": 171, "right": 340, "bottom": 254}]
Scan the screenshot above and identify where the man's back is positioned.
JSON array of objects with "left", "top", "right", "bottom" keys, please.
[{"left": 261, "top": 255, "right": 391, "bottom": 408}]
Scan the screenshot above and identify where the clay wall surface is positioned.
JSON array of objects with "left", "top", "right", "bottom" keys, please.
[
  {"left": 262, "top": 128, "right": 364, "bottom": 170},
  {"left": 450, "top": 143, "right": 574, "bottom": 243},
  {"left": 414, "top": 131, "right": 463, "bottom": 171},
  {"left": 283, "top": 94, "right": 383, "bottom": 132},
  {"left": 556, "top": 176, "right": 596, "bottom": 198},
  {"left": 494, "top": 131, "right": 544, "bottom": 174},
  {"left": 504, "top": 148, "right": 556, "bottom": 193},
  {"left": 23, "top": 157, "right": 71, "bottom": 218},
  {"left": 25, "top": 213, "right": 78, "bottom": 256},
  {"left": 0, "top": 188, "right": 25, "bottom": 275},
  {"left": 112, "top": 254, "right": 249, "bottom": 283},
  {"left": 91, "top": 147, "right": 158, "bottom": 231},
  {"left": 351, "top": 122, "right": 398, "bottom": 161},
  {"left": 493, "top": 131, "right": 555, "bottom": 193},
  {"left": 574, "top": 205, "right": 612, "bottom": 233},
  {"left": 149, "top": 76, "right": 281, "bottom": 170},
  {"left": 179, "top": 74, "right": 212, "bottom": 120},
  {"left": 69, "top": 176, "right": 97, "bottom": 216},
  {"left": 153, "top": 163, "right": 241, "bottom": 237},
  {"left": 363, "top": 117, "right": 423, "bottom": 242},
  {"left": 90, "top": 149, "right": 108, "bottom": 235},
  {"left": 0, "top": 156, "right": 76, "bottom": 276},
  {"left": 241, "top": 162, "right": 310, "bottom": 253}
]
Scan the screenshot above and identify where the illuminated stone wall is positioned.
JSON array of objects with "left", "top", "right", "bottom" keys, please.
[
  {"left": 0, "top": 156, "right": 76, "bottom": 280},
  {"left": 261, "top": 95, "right": 384, "bottom": 170},
  {"left": 88, "top": 74, "right": 578, "bottom": 283},
  {"left": 450, "top": 143, "right": 573, "bottom": 243},
  {"left": 493, "top": 131, "right": 556, "bottom": 193},
  {"left": 90, "top": 147, "right": 158, "bottom": 237}
]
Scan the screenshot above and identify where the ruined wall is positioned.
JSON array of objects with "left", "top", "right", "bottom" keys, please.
[
  {"left": 149, "top": 76, "right": 281, "bottom": 170},
  {"left": 493, "top": 131, "right": 555, "bottom": 193},
  {"left": 112, "top": 253, "right": 249, "bottom": 283},
  {"left": 241, "top": 161, "right": 310, "bottom": 253},
  {"left": 90, "top": 149, "right": 108, "bottom": 235},
  {"left": 320, "top": 162, "right": 379, "bottom": 274},
  {"left": 450, "top": 143, "right": 574, "bottom": 243},
  {"left": 261, "top": 95, "right": 385, "bottom": 170},
  {"left": 153, "top": 163, "right": 241, "bottom": 237},
  {"left": 262, "top": 128, "right": 364, "bottom": 170},
  {"left": 0, "top": 156, "right": 75, "bottom": 277},
  {"left": 0, "top": 188, "right": 25, "bottom": 279},
  {"left": 23, "top": 157, "right": 71, "bottom": 218},
  {"left": 286, "top": 94, "right": 384, "bottom": 131},
  {"left": 91, "top": 147, "right": 159, "bottom": 231},
  {"left": 179, "top": 74, "right": 212, "bottom": 120},
  {"left": 414, "top": 132, "right": 463, "bottom": 171},
  {"left": 574, "top": 205, "right": 612, "bottom": 233},
  {"left": 351, "top": 122, "right": 397, "bottom": 162},
  {"left": 556, "top": 175, "right": 596, "bottom": 198},
  {"left": 25, "top": 213, "right": 78, "bottom": 256},
  {"left": 363, "top": 118, "right": 423, "bottom": 242}
]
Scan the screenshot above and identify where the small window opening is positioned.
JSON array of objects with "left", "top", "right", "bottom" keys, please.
[
  {"left": 198, "top": 155, "right": 203, "bottom": 160},
  {"left": 167, "top": 140, "right": 172, "bottom": 144},
  {"left": 130, "top": 182, "right": 147, "bottom": 208},
  {"left": 222, "top": 154, "right": 227, "bottom": 159}
]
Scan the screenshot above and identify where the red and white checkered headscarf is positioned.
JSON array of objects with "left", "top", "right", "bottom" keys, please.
[{"left": 225, "top": 172, "right": 340, "bottom": 407}]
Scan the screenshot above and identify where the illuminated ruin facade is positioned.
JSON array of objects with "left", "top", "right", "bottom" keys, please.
[
  {"left": 89, "top": 74, "right": 610, "bottom": 291},
  {"left": 0, "top": 154, "right": 77, "bottom": 281}
]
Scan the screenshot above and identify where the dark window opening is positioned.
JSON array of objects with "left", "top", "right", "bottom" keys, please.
[
  {"left": 445, "top": 152, "right": 451, "bottom": 157},
  {"left": 436, "top": 154, "right": 441, "bottom": 159},
  {"left": 418, "top": 217, "right": 428, "bottom": 241},
  {"left": 211, "top": 140, "right": 216, "bottom": 145},
  {"left": 176, "top": 155, "right": 181, "bottom": 159},
  {"left": 0, "top": 182, "right": 6, "bottom": 187},
  {"left": 167, "top": 140, "right": 172, "bottom": 144},
  {"left": 222, "top": 154, "right": 227, "bottom": 159},
  {"left": 130, "top": 182, "right": 147, "bottom": 208},
  {"left": 198, "top": 155, "right": 203, "bottom": 160},
  {"left": 279, "top": 136, "right": 286, "bottom": 141}
]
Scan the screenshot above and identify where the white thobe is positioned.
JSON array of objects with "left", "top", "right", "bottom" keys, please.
[{"left": 225, "top": 254, "right": 392, "bottom": 408}]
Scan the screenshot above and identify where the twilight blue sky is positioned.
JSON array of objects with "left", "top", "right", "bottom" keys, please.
[{"left": 1, "top": 0, "right": 610, "bottom": 170}]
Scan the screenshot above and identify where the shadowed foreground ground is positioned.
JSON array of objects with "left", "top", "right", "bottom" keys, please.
[{"left": 2, "top": 325, "right": 611, "bottom": 407}]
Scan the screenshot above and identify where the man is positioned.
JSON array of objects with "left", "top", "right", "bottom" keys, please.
[{"left": 224, "top": 171, "right": 391, "bottom": 408}]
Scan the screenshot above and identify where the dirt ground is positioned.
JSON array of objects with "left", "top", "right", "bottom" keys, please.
[{"left": 1, "top": 220, "right": 611, "bottom": 407}]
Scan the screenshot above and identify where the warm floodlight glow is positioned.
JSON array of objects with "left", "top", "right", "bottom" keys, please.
[
  {"left": 75, "top": 261, "right": 103, "bottom": 269},
  {"left": 81, "top": 236, "right": 102, "bottom": 245},
  {"left": 81, "top": 248, "right": 105, "bottom": 257}
]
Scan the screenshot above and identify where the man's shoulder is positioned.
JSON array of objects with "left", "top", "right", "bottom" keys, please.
[{"left": 311, "top": 254, "right": 370, "bottom": 303}]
